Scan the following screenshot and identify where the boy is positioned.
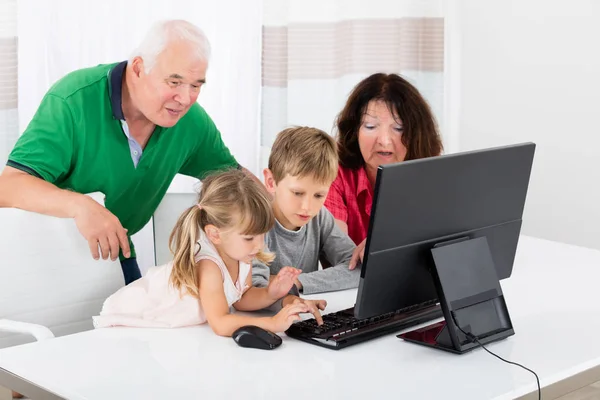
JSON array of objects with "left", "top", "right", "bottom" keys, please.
[{"left": 253, "top": 127, "right": 359, "bottom": 296}]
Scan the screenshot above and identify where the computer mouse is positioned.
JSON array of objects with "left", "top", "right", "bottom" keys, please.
[{"left": 232, "top": 325, "right": 282, "bottom": 350}]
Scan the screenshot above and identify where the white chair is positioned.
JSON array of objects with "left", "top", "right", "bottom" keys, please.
[
  {"left": 152, "top": 192, "right": 198, "bottom": 265},
  {"left": 0, "top": 196, "right": 124, "bottom": 398}
]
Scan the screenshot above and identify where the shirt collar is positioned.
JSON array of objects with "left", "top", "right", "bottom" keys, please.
[
  {"left": 274, "top": 217, "right": 306, "bottom": 236},
  {"left": 107, "top": 61, "right": 127, "bottom": 120},
  {"left": 356, "top": 166, "right": 372, "bottom": 197}
]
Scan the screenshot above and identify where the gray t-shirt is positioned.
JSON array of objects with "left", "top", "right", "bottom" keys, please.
[{"left": 252, "top": 207, "right": 359, "bottom": 295}]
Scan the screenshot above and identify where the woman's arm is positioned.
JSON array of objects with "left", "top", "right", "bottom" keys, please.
[{"left": 324, "top": 173, "right": 349, "bottom": 230}]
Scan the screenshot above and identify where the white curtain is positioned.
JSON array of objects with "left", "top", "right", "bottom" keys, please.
[
  {"left": 0, "top": 0, "right": 17, "bottom": 166},
  {"left": 261, "top": 0, "right": 445, "bottom": 170},
  {"left": 17, "top": 0, "right": 262, "bottom": 272},
  {"left": 17, "top": 0, "right": 262, "bottom": 178}
]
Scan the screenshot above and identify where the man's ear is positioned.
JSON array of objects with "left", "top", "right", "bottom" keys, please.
[
  {"left": 204, "top": 224, "right": 221, "bottom": 244},
  {"left": 130, "top": 56, "right": 145, "bottom": 78},
  {"left": 263, "top": 168, "right": 277, "bottom": 194}
]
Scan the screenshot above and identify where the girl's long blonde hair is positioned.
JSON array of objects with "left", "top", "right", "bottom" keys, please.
[{"left": 168, "top": 169, "right": 275, "bottom": 298}]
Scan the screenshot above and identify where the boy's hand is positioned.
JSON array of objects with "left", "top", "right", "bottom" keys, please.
[
  {"left": 349, "top": 238, "right": 366, "bottom": 270},
  {"left": 267, "top": 267, "right": 301, "bottom": 300},
  {"left": 282, "top": 297, "right": 327, "bottom": 325},
  {"left": 270, "top": 301, "right": 309, "bottom": 332}
]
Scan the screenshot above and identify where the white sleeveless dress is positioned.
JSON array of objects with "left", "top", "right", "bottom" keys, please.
[{"left": 93, "top": 230, "right": 250, "bottom": 328}]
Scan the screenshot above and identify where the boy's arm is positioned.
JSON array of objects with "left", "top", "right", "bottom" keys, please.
[
  {"left": 252, "top": 260, "right": 270, "bottom": 288},
  {"left": 297, "top": 264, "right": 360, "bottom": 295},
  {"left": 296, "top": 209, "right": 359, "bottom": 295}
]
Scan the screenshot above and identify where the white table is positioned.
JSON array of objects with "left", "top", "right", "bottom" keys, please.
[{"left": 1, "top": 236, "right": 600, "bottom": 400}]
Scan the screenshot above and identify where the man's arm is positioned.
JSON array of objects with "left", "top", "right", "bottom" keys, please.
[
  {"left": 0, "top": 93, "right": 79, "bottom": 215},
  {"left": 1, "top": 92, "right": 130, "bottom": 260},
  {"left": 0, "top": 167, "right": 130, "bottom": 260},
  {"left": 0, "top": 166, "right": 83, "bottom": 216},
  {"left": 178, "top": 105, "right": 242, "bottom": 178},
  {"left": 240, "top": 166, "right": 266, "bottom": 190},
  {"left": 176, "top": 105, "right": 266, "bottom": 191}
]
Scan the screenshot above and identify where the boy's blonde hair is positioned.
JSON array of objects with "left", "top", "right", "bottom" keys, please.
[
  {"left": 268, "top": 127, "right": 338, "bottom": 184},
  {"left": 168, "top": 169, "right": 275, "bottom": 298}
]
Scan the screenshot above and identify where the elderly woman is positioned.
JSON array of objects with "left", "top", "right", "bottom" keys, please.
[{"left": 324, "top": 73, "right": 443, "bottom": 268}]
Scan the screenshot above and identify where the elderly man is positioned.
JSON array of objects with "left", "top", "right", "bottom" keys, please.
[{"left": 0, "top": 20, "right": 253, "bottom": 285}]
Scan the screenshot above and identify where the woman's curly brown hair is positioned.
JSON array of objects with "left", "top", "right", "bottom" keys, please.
[{"left": 336, "top": 73, "right": 443, "bottom": 170}]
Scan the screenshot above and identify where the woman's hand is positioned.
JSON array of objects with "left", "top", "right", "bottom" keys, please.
[{"left": 349, "top": 238, "right": 366, "bottom": 270}]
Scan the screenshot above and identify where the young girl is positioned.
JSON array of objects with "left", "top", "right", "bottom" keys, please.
[{"left": 93, "top": 169, "right": 322, "bottom": 336}]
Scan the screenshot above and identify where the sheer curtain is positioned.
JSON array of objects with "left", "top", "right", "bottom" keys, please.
[
  {"left": 261, "top": 0, "right": 445, "bottom": 169},
  {"left": 17, "top": 0, "right": 262, "bottom": 272},
  {"left": 0, "top": 0, "right": 17, "bottom": 166},
  {"left": 18, "top": 0, "right": 262, "bottom": 177}
]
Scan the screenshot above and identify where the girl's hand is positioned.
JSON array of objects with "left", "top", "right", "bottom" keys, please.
[
  {"left": 267, "top": 267, "right": 301, "bottom": 300},
  {"left": 270, "top": 301, "right": 309, "bottom": 332},
  {"left": 300, "top": 299, "right": 327, "bottom": 325},
  {"left": 282, "top": 296, "right": 327, "bottom": 325}
]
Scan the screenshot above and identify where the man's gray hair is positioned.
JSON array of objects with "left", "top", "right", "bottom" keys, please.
[{"left": 130, "top": 20, "right": 211, "bottom": 73}]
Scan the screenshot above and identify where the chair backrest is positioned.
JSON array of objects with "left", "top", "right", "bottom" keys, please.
[
  {"left": 152, "top": 192, "right": 198, "bottom": 265},
  {"left": 0, "top": 198, "right": 124, "bottom": 348}
]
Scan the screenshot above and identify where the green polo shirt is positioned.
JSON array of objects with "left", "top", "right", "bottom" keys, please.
[{"left": 7, "top": 61, "right": 239, "bottom": 259}]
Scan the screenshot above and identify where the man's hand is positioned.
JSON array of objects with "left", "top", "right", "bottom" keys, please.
[
  {"left": 282, "top": 296, "right": 327, "bottom": 325},
  {"left": 73, "top": 196, "right": 130, "bottom": 261},
  {"left": 267, "top": 267, "right": 301, "bottom": 300},
  {"left": 0, "top": 167, "right": 130, "bottom": 262},
  {"left": 349, "top": 238, "right": 366, "bottom": 270}
]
